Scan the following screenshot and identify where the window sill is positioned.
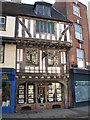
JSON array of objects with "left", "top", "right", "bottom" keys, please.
[
  {"left": 73, "top": 13, "right": 82, "bottom": 19},
  {"left": 75, "top": 38, "right": 84, "bottom": 44}
]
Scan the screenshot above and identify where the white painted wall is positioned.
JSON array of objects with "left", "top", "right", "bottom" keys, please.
[
  {"left": 0, "top": 16, "right": 16, "bottom": 37},
  {"left": 0, "top": 44, "right": 16, "bottom": 69}
]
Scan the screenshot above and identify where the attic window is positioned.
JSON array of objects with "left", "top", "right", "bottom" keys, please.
[{"left": 35, "top": 5, "right": 51, "bottom": 17}]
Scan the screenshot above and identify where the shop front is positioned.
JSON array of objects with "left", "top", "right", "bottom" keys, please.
[
  {"left": 0, "top": 68, "right": 15, "bottom": 113},
  {"left": 16, "top": 81, "right": 66, "bottom": 111},
  {"left": 70, "top": 69, "right": 90, "bottom": 107}
]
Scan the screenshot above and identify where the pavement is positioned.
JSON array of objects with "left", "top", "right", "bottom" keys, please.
[{"left": 1, "top": 106, "right": 90, "bottom": 119}]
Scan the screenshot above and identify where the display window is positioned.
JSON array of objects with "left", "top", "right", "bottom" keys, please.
[{"left": 2, "top": 82, "right": 11, "bottom": 107}]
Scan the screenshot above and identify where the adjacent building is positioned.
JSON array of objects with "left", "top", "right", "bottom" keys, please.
[
  {"left": 54, "top": 0, "right": 90, "bottom": 107},
  {"left": 0, "top": 1, "right": 16, "bottom": 113}
]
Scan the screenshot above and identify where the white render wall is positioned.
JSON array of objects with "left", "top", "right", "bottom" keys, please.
[
  {"left": 0, "top": 16, "right": 16, "bottom": 37},
  {"left": 0, "top": 44, "right": 16, "bottom": 69}
]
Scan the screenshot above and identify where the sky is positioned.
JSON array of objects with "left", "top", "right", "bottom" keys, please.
[{"left": 22, "top": 0, "right": 89, "bottom": 7}]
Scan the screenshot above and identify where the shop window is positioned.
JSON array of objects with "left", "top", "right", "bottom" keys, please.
[
  {"left": 36, "top": 20, "right": 54, "bottom": 34},
  {"left": 2, "top": 82, "right": 11, "bottom": 106},
  {"left": 27, "top": 84, "right": 35, "bottom": 104},
  {"left": 0, "top": 45, "right": 4, "bottom": 63},
  {"left": 18, "top": 83, "right": 35, "bottom": 104},
  {"left": 0, "top": 16, "right": 6, "bottom": 31},
  {"left": 26, "top": 49, "right": 38, "bottom": 65},
  {"left": 77, "top": 48, "right": 84, "bottom": 68},
  {"left": 18, "top": 84, "right": 25, "bottom": 104},
  {"left": 74, "top": 23, "right": 83, "bottom": 41},
  {"left": 48, "top": 51, "right": 54, "bottom": 66},
  {"left": 47, "top": 83, "right": 62, "bottom": 102},
  {"left": 73, "top": 4, "right": 80, "bottom": 17}
]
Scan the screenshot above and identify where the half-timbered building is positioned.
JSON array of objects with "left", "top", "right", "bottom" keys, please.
[{"left": 15, "top": 1, "right": 72, "bottom": 111}]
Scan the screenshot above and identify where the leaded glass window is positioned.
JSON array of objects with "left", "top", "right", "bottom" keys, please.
[
  {"left": 26, "top": 49, "right": 38, "bottom": 65},
  {"left": 48, "top": 51, "right": 54, "bottom": 65}
]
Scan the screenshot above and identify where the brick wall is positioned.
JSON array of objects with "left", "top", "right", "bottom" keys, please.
[{"left": 54, "top": 1, "right": 89, "bottom": 68}]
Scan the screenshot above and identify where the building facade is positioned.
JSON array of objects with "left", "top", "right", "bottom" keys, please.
[
  {"left": 10, "top": 1, "right": 73, "bottom": 111},
  {"left": 54, "top": 0, "right": 90, "bottom": 107},
  {"left": 0, "top": 1, "right": 16, "bottom": 112}
]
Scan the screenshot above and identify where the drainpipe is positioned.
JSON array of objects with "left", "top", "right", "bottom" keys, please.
[{"left": 65, "top": 0, "right": 67, "bottom": 19}]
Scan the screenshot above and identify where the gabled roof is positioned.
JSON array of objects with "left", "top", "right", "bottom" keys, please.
[{"left": 1, "top": 1, "right": 72, "bottom": 23}]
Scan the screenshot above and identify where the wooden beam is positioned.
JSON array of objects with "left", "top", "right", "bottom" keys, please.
[{"left": 18, "top": 18, "right": 31, "bottom": 38}]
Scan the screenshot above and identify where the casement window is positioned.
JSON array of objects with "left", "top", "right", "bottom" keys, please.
[
  {"left": 74, "top": 23, "right": 83, "bottom": 41},
  {"left": 0, "top": 16, "right": 6, "bottom": 31},
  {"left": 36, "top": 20, "right": 54, "bottom": 34},
  {"left": 0, "top": 45, "right": 4, "bottom": 63},
  {"left": 35, "top": 5, "right": 51, "bottom": 17},
  {"left": 77, "top": 48, "right": 84, "bottom": 68},
  {"left": 47, "top": 83, "right": 62, "bottom": 102},
  {"left": 73, "top": 4, "right": 80, "bottom": 17},
  {"left": 26, "top": 49, "right": 38, "bottom": 65},
  {"left": 48, "top": 51, "right": 54, "bottom": 66}
]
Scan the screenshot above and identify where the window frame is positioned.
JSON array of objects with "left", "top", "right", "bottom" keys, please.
[
  {"left": 76, "top": 48, "right": 85, "bottom": 68},
  {"left": 47, "top": 50, "right": 54, "bottom": 66},
  {"left": 0, "top": 16, "right": 6, "bottom": 31},
  {"left": 73, "top": 4, "right": 80, "bottom": 17},
  {"left": 26, "top": 48, "right": 39, "bottom": 66},
  {"left": 35, "top": 5, "right": 51, "bottom": 17},
  {"left": 0, "top": 45, "right": 4, "bottom": 63},
  {"left": 36, "top": 20, "right": 55, "bottom": 34},
  {"left": 74, "top": 23, "right": 83, "bottom": 41}
]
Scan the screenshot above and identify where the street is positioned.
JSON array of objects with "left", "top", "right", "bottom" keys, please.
[{"left": 2, "top": 106, "right": 90, "bottom": 119}]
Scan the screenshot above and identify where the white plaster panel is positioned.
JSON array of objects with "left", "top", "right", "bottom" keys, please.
[
  {"left": 0, "top": 44, "right": 16, "bottom": 69},
  {"left": 25, "top": 19, "right": 29, "bottom": 38},
  {"left": 18, "top": 18, "right": 22, "bottom": 37},
  {"left": 0, "top": 16, "right": 16, "bottom": 37}
]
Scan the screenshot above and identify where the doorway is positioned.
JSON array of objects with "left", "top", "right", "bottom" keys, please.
[{"left": 37, "top": 86, "right": 45, "bottom": 104}]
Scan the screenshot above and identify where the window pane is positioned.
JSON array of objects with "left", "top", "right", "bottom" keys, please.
[
  {"left": 0, "top": 17, "right": 6, "bottom": 31},
  {"left": 48, "top": 22, "right": 50, "bottom": 33},
  {"left": 37, "top": 5, "right": 43, "bottom": 15},
  {"left": 77, "top": 49, "right": 84, "bottom": 68},
  {"left": 0, "top": 45, "right": 3, "bottom": 62},
  {"left": 18, "top": 84, "right": 25, "bottom": 104},
  {"left": 75, "top": 24, "right": 82, "bottom": 40},
  {"left": 43, "top": 6, "right": 51, "bottom": 16},
  {"left": 36, "top": 20, "right": 39, "bottom": 32},
  {"left": 28, "top": 84, "right": 35, "bottom": 103},
  {"left": 40, "top": 21, "right": 43, "bottom": 32},
  {"left": 51, "top": 22, "right": 54, "bottom": 34},
  {"left": 31, "top": 49, "right": 38, "bottom": 65},
  {"left": 73, "top": 4, "right": 80, "bottom": 17},
  {"left": 44, "top": 21, "right": 47, "bottom": 33},
  {"left": 48, "top": 51, "right": 54, "bottom": 65},
  {"left": 2, "top": 82, "right": 11, "bottom": 106},
  {"left": 0, "top": 17, "right": 5, "bottom": 24}
]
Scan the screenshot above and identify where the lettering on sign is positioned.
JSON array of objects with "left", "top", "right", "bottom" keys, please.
[{"left": 2, "top": 74, "right": 8, "bottom": 80}]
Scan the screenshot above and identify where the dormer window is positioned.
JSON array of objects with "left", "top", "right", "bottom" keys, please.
[{"left": 35, "top": 5, "right": 51, "bottom": 17}]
